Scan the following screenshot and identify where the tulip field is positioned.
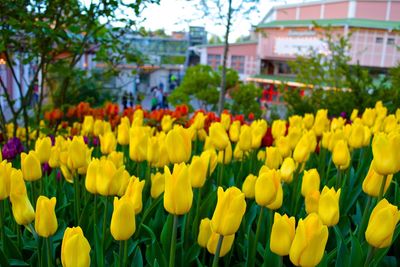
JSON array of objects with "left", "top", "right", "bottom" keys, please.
[{"left": 0, "top": 101, "right": 399, "bottom": 267}]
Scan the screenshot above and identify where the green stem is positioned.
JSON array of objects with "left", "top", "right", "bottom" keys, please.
[
  {"left": 290, "top": 165, "right": 300, "bottom": 215},
  {"left": 0, "top": 200, "right": 4, "bottom": 251},
  {"left": 94, "top": 195, "right": 97, "bottom": 226},
  {"left": 46, "top": 237, "right": 52, "bottom": 267},
  {"left": 357, "top": 197, "right": 372, "bottom": 240},
  {"left": 119, "top": 240, "right": 124, "bottom": 267},
  {"left": 169, "top": 215, "right": 178, "bottom": 267},
  {"left": 325, "top": 156, "right": 332, "bottom": 180},
  {"left": 193, "top": 187, "right": 202, "bottom": 237},
  {"left": 377, "top": 175, "right": 388, "bottom": 202},
  {"left": 336, "top": 169, "right": 342, "bottom": 190},
  {"left": 363, "top": 246, "right": 375, "bottom": 267},
  {"left": 248, "top": 207, "right": 264, "bottom": 267},
  {"left": 101, "top": 196, "right": 110, "bottom": 267},
  {"left": 211, "top": 234, "right": 224, "bottom": 267},
  {"left": 74, "top": 175, "right": 80, "bottom": 225},
  {"left": 123, "top": 240, "right": 128, "bottom": 267},
  {"left": 278, "top": 256, "right": 283, "bottom": 267},
  {"left": 30, "top": 181, "right": 36, "bottom": 208},
  {"left": 262, "top": 209, "right": 273, "bottom": 267}
]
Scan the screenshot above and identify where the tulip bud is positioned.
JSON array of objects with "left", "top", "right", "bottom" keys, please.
[
  {"left": 48, "top": 146, "right": 61, "bottom": 168},
  {"left": 251, "top": 120, "right": 268, "bottom": 149},
  {"left": 361, "top": 108, "right": 376, "bottom": 127},
  {"left": 289, "top": 213, "right": 329, "bottom": 267},
  {"left": 211, "top": 186, "right": 246, "bottom": 236},
  {"left": 265, "top": 147, "right": 282, "bottom": 169},
  {"left": 350, "top": 109, "right": 358, "bottom": 121},
  {"left": 96, "top": 159, "right": 125, "bottom": 196},
  {"left": 362, "top": 163, "right": 393, "bottom": 197},
  {"left": 270, "top": 213, "right": 296, "bottom": 256},
  {"left": 0, "top": 161, "right": 12, "bottom": 200},
  {"left": 293, "top": 135, "right": 310, "bottom": 163},
  {"left": 166, "top": 126, "right": 192, "bottom": 163},
  {"left": 124, "top": 177, "right": 145, "bottom": 214},
  {"left": 107, "top": 151, "right": 124, "bottom": 169},
  {"left": 161, "top": 115, "right": 175, "bottom": 132},
  {"left": 313, "top": 109, "right": 329, "bottom": 136},
  {"left": 21, "top": 151, "right": 42, "bottom": 182},
  {"left": 275, "top": 136, "right": 291, "bottom": 158},
  {"left": 9, "top": 169, "right": 35, "bottom": 225},
  {"left": 217, "top": 141, "right": 232, "bottom": 164},
  {"left": 35, "top": 137, "right": 52, "bottom": 163},
  {"left": 82, "top": 116, "right": 94, "bottom": 136},
  {"left": 237, "top": 125, "right": 252, "bottom": 152},
  {"left": 193, "top": 112, "right": 206, "bottom": 130},
  {"left": 305, "top": 190, "right": 320, "bottom": 214},
  {"left": 280, "top": 157, "right": 296, "bottom": 183},
  {"left": 221, "top": 113, "right": 231, "bottom": 130},
  {"left": 332, "top": 140, "right": 350, "bottom": 170},
  {"left": 164, "top": 163, "right": 193, "bottom": 215},
  {"left": 372, "top": 133, "right": 400, "bottom": 175},
  {"left": 99, "top": 132, "right": 117, "bottom": 155},
  {"left": 61, "top": 227, "right": 91, "bottom": 267},
  {"left": 189, "top": 154, "right": 209, "bottom": 188},
  {"left": 287, "top": 127, "right": 302, "bottom": 150},
  {"left": 68, "top": 136, "right": 88, "bottom": 170},
  {"left": 289, "top": 115, "right": 302, "bottom": 129},
  {"left": 257, "top": 150, "right": 265, "bottom": 161},
  {"left": 318, "top": 186, "right": 341, "bottom": 226},
  {"left": 151, "top": 172, "right": 165, "bottom": 199},
  {"left": 202, "top": 149, "right": 218, "bottom": 175},
  {"left": 207, "top": 232, "right": 235, "bottom": 257},
  {"left": 129, "top": 126, "right": 149, "bottom": 162},
  {"left": 301, "top": 169, "right": 320, "bottom": 197},
  {"left": 110, "top": 196, "right": 136, "bottom": 240},
  {"left": 242, "top": 174, "right": 257, "bottom": 199},
  {"left": 365, "top": 199, "right": 400, "bottom": 248},
  {"left": 198, "top": 218, "right": 212, "bottom": 248},
  {"left": 348, "top": 123, "right": 365, "bottom": 149},
  {"left": 303, "top": 114, "right": 314, "bottom": 130},
  {"left": 117, "top": 123, "right": 130, "bottom": 145},
  {"left": 147, "top": 137, "right": 160, "bottom": 165},
  {"left": 209, "top": 122, "right": 230, "bottom": 150},
  {"left": 35, "top": 196, "right": 58, "bottom": 237},
  {"left": 229, "top": 121, "right": 241, "bottom": 142},
  {"left": 255, "top": 169, "right": 281, "bottom": 207}
]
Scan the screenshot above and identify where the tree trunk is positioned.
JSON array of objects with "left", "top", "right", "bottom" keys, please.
[{"left": 217, "top": 0, "right": 233, "bottom": 115}]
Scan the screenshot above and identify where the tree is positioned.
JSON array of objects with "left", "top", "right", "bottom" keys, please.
[
  {"left": 168, "top": 64, "right": 239, "bottom": 111},
  {"left": 229, "top": 83, "right": 262, "bottom": 118},
  {"left": 196, "top": 0, "right": 260, "bottom": 115},
  {"left": 0, "top": 0, "right": 158, "bottom": 142}
]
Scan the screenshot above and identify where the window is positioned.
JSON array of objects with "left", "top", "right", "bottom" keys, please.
[
  {"left": 231, "top": 55, "right": 245, "bottom": 74},
  {"left": 207, "top": 54, "right": 221, "bottom": 70},
  {"left": 388, "top": 38, "right": 395, "bottom": 45},
  {"left": 376, "top": 37, "right": 383, "bottom": 44}
]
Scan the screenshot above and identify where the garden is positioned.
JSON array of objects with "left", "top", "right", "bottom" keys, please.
[{"left": 0, "top": 100, "right": 399, "bottom": 267}]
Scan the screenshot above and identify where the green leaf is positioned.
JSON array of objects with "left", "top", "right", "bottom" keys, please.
[
  {"left": 160, "top": 214, "right": 173, "bottom": 255},
  {"left": 349, "top": 233, "right": 363, "bottom": 267},
  {"left": 132, "top": 247, "right": 143, "bottom": 267},
  {"left": 0, "top": 248, "right": 10, "bottom": 267}
]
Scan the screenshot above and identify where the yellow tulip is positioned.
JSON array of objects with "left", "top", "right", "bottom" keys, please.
[
  {"left": 198, "top": 218, "right": 213, "bottom": 248},
  {"left": 164, "top": 163, "right": 193, "bottom": 215},
  {"left": 96, "top": 159, "right": 125, "bottom": 196},
  {"left": 229, "top": 121, "right": 241, "bottom": 142},
  {"left": 207, "top": 231, "right": 235, "bottom": 257},
  {"left": 161, "top": 115, "right": 175, "bottom": 132},
  {"left": 220, "top": 113, "right": 231, "bottom": 130},
  {"left": 257, "top": 150, "right": 265, "bottom": 161},
  {"left": 271, "top": 120, "right": 286, "bottom": 140},
  {"left": 99, "top": 132, "right": 117, "bottom": 155},
  {"left": 382, "top": 115, "right": 397, "bottom": 133},
  {"left": 350, "top": 109, "right": 358, "bottom": 121},
  {"left": 146, "top": 137, "right": 160, "bottom": 165},
  {"left": 305, "top": 190, "right": 320, "bottom": 214},
  {"left": 133, "top": 109, "right": 144, "bottom": 126},
  {"left": 361, "top": 108, "right": 376, "bottom": 127},
  {"left": 110, "top": 196, "right": 136, "bottom": 240},
  {"left": 107, "top": 151, "right": 124, "bottom": 169},
  {"left": 362, "top": 163, "right": 393, "bottom": 197},
  {"left": 270, "top": 213, "right": 296, "bottom": 256},
  {"left": 255, "top": 169, "right": 281, "bottom": 207},
  {"left": 211, "top": 186, "right": 246, "bottom": 236},
  {"left": 81, "top": 116, "right": 94, "bottom": 136},
  {"left": 363, "top": 126, "right": 371, "bottom": 147},
  {"left": 318, "top": 186, "right": 341, "bottom": 226},
  {"left": 301, "top": 169, "right": 320, "bottom": 197},
  {"left": 154, "top": 133, "right": 170, "bottom": 168},
  {"left": 151, "top": 172, "right": 165, "bottom": 199},
  {"left": 166, "top": 126, "right": 192, "bottom": 163},
  {"left": 202, "top": 149, "right": 218, "bottom": 175},
  {"left": 209, "top": 122, "right": 230, "bottom": 151},
  {"left": 129, "top": 126, "right": 149, "bottom": 162},
  {"left": 61, "top": 227, "right": 91, "bottom": 267},
  {"left": 117, "top": 170, "right": 131, "bottom": 197},
  {"left": 289, "top": 213, "right": 329, "bottom": 267},
  {"left": 372, "top": 132, "right": 400, "bottom": 175},
  {"left": 348, "top": 123, "right": 365, "bottom": 149},
  {"left": 275, "top": 136, "right": 291, "bottom": 158},
  {"left": 193, "top": 112, "right": 206, "bottom": 130},
  {"left": 365, "top": 199, "right": 400, "bottom": 248},
  {"left": 331, "top": 117, "right": 346, "bottom": 131},
  {"left": 217, "top": 141, "right": 232, "bottom": 164},
  {"left": 251, "top": 120, "right": 268, "bottom": 149},
  {"left": 117, "top": 123, "right": 130, "bottom": 145},
  {"left": 280, "top": 157, "right": 296, "bottom": 183},
  {"left": 35, "top": 137, "right": 52, "bottom": 163},
  {"left": 313, "top": 109, "right": 329, "bottom": 136},
  {"left": 267, "top": 181, "right": 283, "bottom": 210},
  {"left": 289, "top": 115, "right": 303, "bottom": 129},
  {"left": 287, "top": 126, "right": 302, "bottom": 150},
  {"left": 21, "top": 151, "right": 42, "bottom": 181},
  {"left": 35, "top": 196, "right": 58, "bottom": 237},
  {"left": 0, "top": 161, "right": 12, "bottom": 200},
  {"left": 332, "top": 140, "right": 350, "bottom": 170},
  {"left": 265, "top": 147, "right": 282, "bottom": 169},
  {"left": 242, "top": 174, "right": 257, "bottom": 199},
  {"left": 68, "top": 136, "right": 88, "bottom": 170},
  {"left": 303, "top": 113, "right": 314, "bottom": 130},
  {"left": 237, "top": 125, "right": 252, "bottom": 152},
  {"left": 189, "top": 154, "right": 209, "bottom": 188},
  {"left": 293, "top": 135, "right": 310, "bottom": 163},
  {"left": 9, "top": 169, "right": 35, "bottom": 225},
  {"left": 48, "top": 146, "right": 61, "bottom": 168},
  {"left": 123, "top": 177, "right": 145, "bottom": 214}
]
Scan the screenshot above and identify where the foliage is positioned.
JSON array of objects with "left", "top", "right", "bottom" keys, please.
[
  {"left": 229, "top": 83, "right": 262, "bottom": 118},
  {"left": 284, "top": 26, "right": 400, "bottom": 117},
  {"left": 168, "top": 65, "right": 239, "bottom": 111}
]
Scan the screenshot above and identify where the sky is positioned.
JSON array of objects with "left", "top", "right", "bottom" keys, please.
[{"left": 138, "top": 0, "right": 309, "bottom": 42}]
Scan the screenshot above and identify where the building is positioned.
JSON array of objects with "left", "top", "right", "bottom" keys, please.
[{"left": 199, "top": 0, "right": 400, "bottom": 105}]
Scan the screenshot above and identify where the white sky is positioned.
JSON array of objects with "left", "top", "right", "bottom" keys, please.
[{"left": 138, "top": 0, "right": 309, "bottom": 42}]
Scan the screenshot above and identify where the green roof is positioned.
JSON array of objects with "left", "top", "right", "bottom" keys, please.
[
  {"left": 250, "top": 74, "right": 297, "bottom": 83},
  {"left": 257, "top": 18, "right": 400, "bottom": 30}
]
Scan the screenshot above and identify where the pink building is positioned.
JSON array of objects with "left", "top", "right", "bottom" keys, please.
[{"left": 200, "top": 0, "right": 400, "bottom": 104}]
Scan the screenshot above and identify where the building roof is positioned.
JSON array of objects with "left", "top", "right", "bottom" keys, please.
[
  {"left": 199, "top": 40, "right": 257, "bottom": 48},
  {"left": 257, "top": 18, "right": 400, "bottom": 31}
]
